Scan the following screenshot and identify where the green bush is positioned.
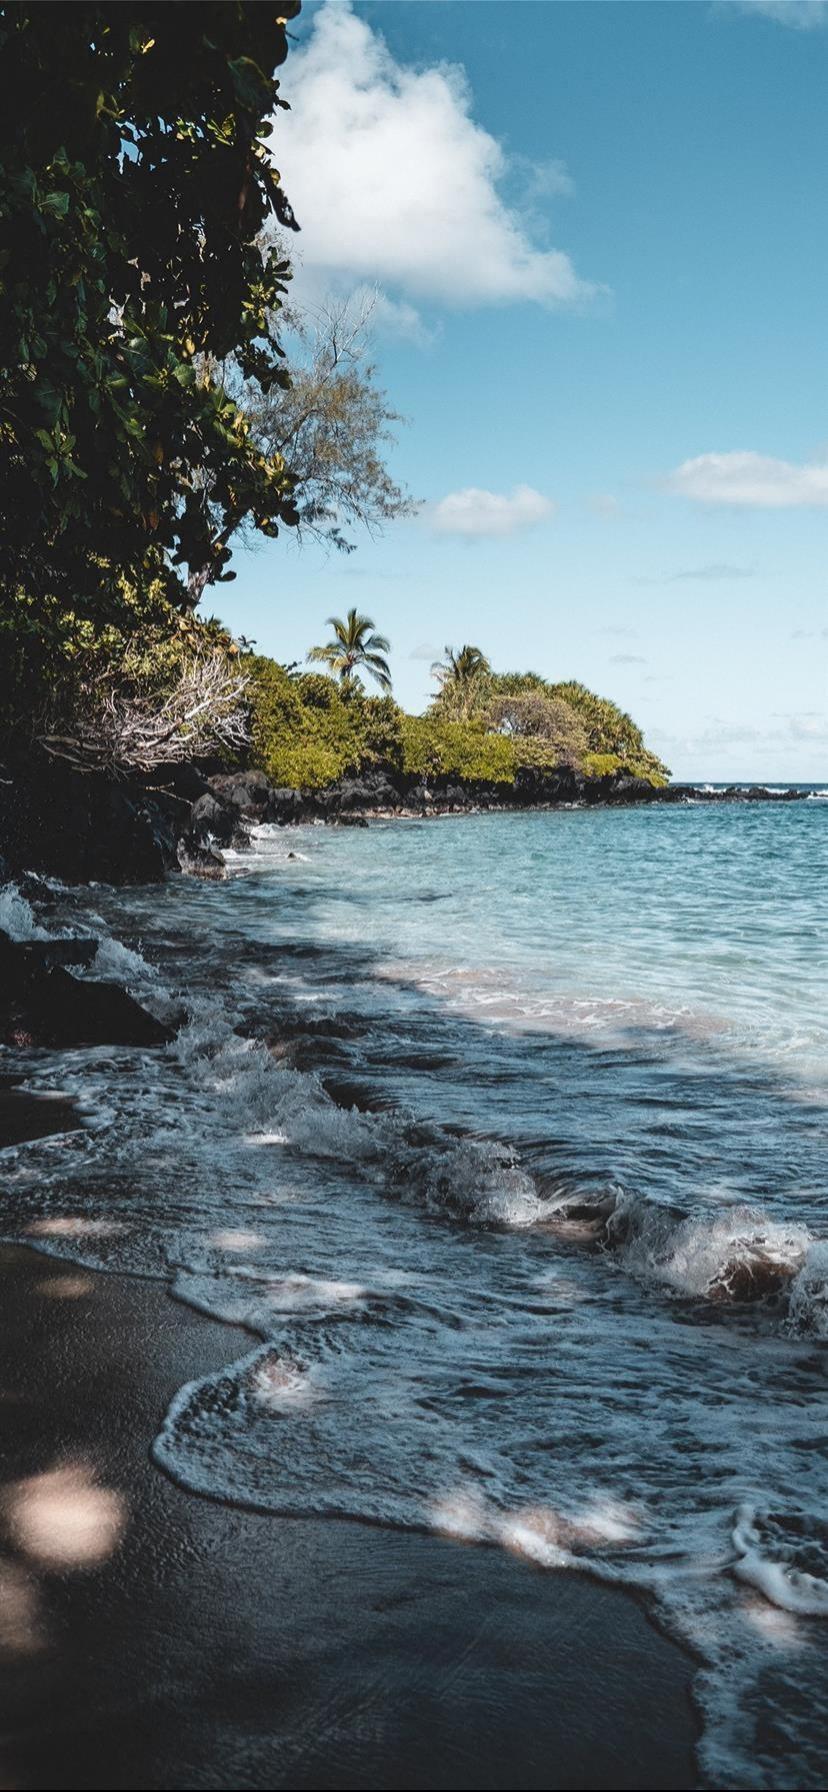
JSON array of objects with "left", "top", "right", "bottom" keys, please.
[
  {"left": 246, "top": 659, "right": 406, "bottom": 788},
  {"left": 401, "top": 716, "right": 516, "bottom": 782},
  {"left": 583, "top": 750, "right": 668, "bottom": 787}
]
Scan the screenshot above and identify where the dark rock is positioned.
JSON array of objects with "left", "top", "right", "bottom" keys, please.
[
  {"left": 17, "top": 872, "right": 59, "bottom": 910},
  {"left": 263, "top": 785, "right": 313, "bottom": 825},
  {"left": 209, "top": 768, "right": 273, "bottom": 816},
  {"left": 176, "top": 836, "right": 227, "bottom": 882},
  {"left": 0, "top": 930, "right": 172, "bottom": 1048},
  {"left": 19, "top": 937, "right": 99, "bottom": 970},
  {"left": 0, "top": 1075, "right": 84, "bottom": 1148},
  {"left": 0, "top": 748, "right": 179, "bottom": 885},
  {"left": 189, "top": 792, "right": 243, "bottom": 848}
]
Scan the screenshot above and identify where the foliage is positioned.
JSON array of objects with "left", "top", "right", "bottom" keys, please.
[
  {"left": 400, "top": 716, "right": 516, "bottom": 783},
  {"left": 241, "top": 291, "right": 415, "bottom": 552},
  {"left": 480, "top": 670, "right": 669, "bottom": 784},
  {"left": 247, "top": 656, "right": 356, "bottom": 788},
  {"left": 484, "top": 692, "right": 588, "bottom": 768},
  {"left": 0, "top": 589, "right": 247, "bottom": 774},
  {"left": 0, "top": 2, "right": 301, "bottom": 631},
  {"left": 246, "top": 647, "right": 668, "bottom": 791},
  {"left": 429, "top": 645, "right": 492, "bottom": 721},
  {"left": 307, "top": 608, "right": 392, "bottom": 694},
  {"left": 545, "top": 682, "right": 668, "bottom": 783},
  {"left": 0, "top": 580, "right": 239, "bottom": 746}
]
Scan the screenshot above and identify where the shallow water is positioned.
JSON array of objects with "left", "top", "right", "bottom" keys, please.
[{"left": 2, "top": 802, "right": 827, "bottom": 1788}]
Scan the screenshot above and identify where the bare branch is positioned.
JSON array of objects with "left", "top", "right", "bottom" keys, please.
[{"left": 39, "top": 654, "right": 251, "bottom": 773}]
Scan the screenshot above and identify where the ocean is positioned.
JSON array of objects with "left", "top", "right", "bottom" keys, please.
[{"left": 2, "top": 799, "right": 827, "bottom": 1788}]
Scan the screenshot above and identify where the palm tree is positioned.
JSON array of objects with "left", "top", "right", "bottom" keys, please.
[
  {"left": 307, "top": 608, "right": 392, "bottom": 695},
  {"left": 430, "top": 644, "right": 491, "bottom": 719}
]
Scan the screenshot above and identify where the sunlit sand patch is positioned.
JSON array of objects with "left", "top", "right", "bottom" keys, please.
[
  {"left": 264, "top": 1274, "right": 365, "bottom": 1311},
  {"left": 4, "top": 1464, "right": 126, "bottom": 1570},
  {"left": 209, "top": 1229, "right": 266, "bottom": 1252},
  {"left": 533, "top": 1272, "right": 587, "bottom": 1304},
  {"left": 0, "top": 1558, "right": 47, "bottom": 1656},
  {"left": 738, "top": 1593, "right": 806, "bottom": 1650},
  {"left": 429, "top": 1489, "right": 643, "bottom": 1566},
  {"left": 26, "top": 1217, "right": 127, "bottom": 1239},
  {"left": 35, "top": 1274, "right": 94, "bottom": 1300},
  {"left": 500, "top": 1498, "right": 641, "bottom": 1565},
  {"left": 428, "top": 1487, "right": 490, "bottom": 1543},
  {"left": 540, "top": 1213, "right": 606, "bottom": 1244},
  {"left": 572, "top": 1497, "right": 643, "bottom": 1546}
]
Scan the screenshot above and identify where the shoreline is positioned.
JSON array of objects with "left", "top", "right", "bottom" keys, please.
[
  {"left": 2, "top": 746, "right": 819, "bottom": 890},
  {"left": 0, "top": 1241, "right": 700, "bottom": 1791}
]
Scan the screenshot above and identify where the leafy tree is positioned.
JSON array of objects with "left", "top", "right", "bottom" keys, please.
[
  {"left": 240, "top": 291, "right": 415, "bottom": 552},
  {"left": 0, "top": 2, "right": 301, "bottom": 637},
  {"left": 485, "top": 692, "right": 588, "bottom": 768},
  {"left": 430, "top": 645, "right": 492, "bottom": 720},
  {"left": 308, "top": 609, "right": 392, "bottom": 694}
]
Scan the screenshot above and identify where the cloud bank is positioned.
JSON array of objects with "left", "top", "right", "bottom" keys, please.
[
  {"left": 431, "top": 484, "right": 556, "bottom": 539},
  {"left": 275, "top": 0, "right": 596, "bottom": 322},
  {"left": 667, "top": 451, "right": 828, "bottom": 507}
]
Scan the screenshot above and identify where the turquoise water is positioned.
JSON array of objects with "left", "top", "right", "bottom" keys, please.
[{"left": 2, "top": 800, "right": 827, "bottom": 1787}]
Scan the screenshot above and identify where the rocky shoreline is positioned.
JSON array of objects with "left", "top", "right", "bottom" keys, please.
[{"left": 0, "top": 746, "right": 814, "bottom": 890}]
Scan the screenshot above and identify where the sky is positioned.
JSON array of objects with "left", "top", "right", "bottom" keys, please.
[{"left": 215, "top": 0, "right": 828, "bottom": 782}]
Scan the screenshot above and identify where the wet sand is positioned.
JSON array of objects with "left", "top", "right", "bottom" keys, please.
[{"left": 0, "top": 1243, "right": 699, "bottom": 1791}]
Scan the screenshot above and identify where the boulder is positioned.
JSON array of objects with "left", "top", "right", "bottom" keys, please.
[
  {"left": 209, "top": 768, "right": 273, "bottom": 816},
  {"left": 189, "top": 792, "right": 244, "bottom": 848},
  {"left": 0, "top": 749, "right": 180, "bottom": 884},
  {"left": 0, "top": 930, "right": 172, "bottom": 1048},
  {"left": 176, "top": 836, "right": 228, "bottom": 882}
]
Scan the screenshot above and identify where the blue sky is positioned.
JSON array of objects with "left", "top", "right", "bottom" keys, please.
[{"left": 216, "top": 0, "right": 828, "bottom": 781}]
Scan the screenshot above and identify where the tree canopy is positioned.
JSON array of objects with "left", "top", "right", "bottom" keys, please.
[
  {"left": 241, "top": 292, "right": 415, "bottom": 553},
  {"left": 0, "top": 2, "right": 302, "bottom": 630},
  {"left": 430, "top": 645, "right": 492, "bottom": 720},
  {"left": 308, "top": 609, "right": 393, "bottom": 695}
]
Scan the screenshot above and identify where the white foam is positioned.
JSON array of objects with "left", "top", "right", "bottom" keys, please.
[
  {"left": 733, "top": 1508, "right": 828, "bottom": 1616},
  {"left": 0, "top": 883, "right": 48, "bottom": 941}
]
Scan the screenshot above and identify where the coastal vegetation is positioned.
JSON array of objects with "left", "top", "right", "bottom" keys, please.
[
  {"left": 246, "top": 639, "right": 669, "bottom": 791},
  {"left": 307, "top": 609, "right": 393, "bottom": 694},
  {"left": 0, "top": 1, "right": 666, "bottom": 804}
]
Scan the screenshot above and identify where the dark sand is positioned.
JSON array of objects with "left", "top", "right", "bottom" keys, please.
[{"left": 0, "top": 1243, "right": 699, "bottom": 1791}]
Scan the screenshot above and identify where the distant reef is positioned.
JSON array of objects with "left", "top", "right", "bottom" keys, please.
[{"left": 0, "top": 747, "right": 813, "bottom": 890}]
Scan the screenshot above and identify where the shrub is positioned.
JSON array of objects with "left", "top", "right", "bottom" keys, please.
[
  {"left": 244, "top": 656, "right": 669, "bottom": 791},
  {"left": 246, "top": 659, "right": 407, "bottom": 788},
  {"left": 401, "top": 716, "right": 516, "bottom": 782}
]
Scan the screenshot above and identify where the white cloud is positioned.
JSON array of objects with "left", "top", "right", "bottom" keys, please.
[
  {"left": 408, "top": 642, "right": 441, "bottom": 662},
  {"left": 275, "top": 1, "right": 597, "bottom": 318},
  {"left": 610, "top": 653, "right": 647, "bottom": 666},
  {"left": 735, "top": 2, "right": 828, "bottom": 29},
  {"left": 667, "top": 451, "right": 828, "bottom": 507},
  {"left": 431, "top": 484, "right": 556, "bottom": 539}
]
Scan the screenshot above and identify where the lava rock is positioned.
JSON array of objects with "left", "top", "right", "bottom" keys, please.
[{"left": 0, "top": 930, "right": 172, "bottom": 1048}]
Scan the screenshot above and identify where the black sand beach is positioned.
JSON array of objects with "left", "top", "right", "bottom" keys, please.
[{"left": 0, "top": 1243, "right": 699, "bottom": 1792}]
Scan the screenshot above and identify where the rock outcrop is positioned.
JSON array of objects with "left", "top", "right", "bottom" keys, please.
[
  {"left": 0, "top": 930, "right": 172, "bottom": 1049},
  {"left": 0, "top": 745, "right": 810, "bottom": 891}
]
